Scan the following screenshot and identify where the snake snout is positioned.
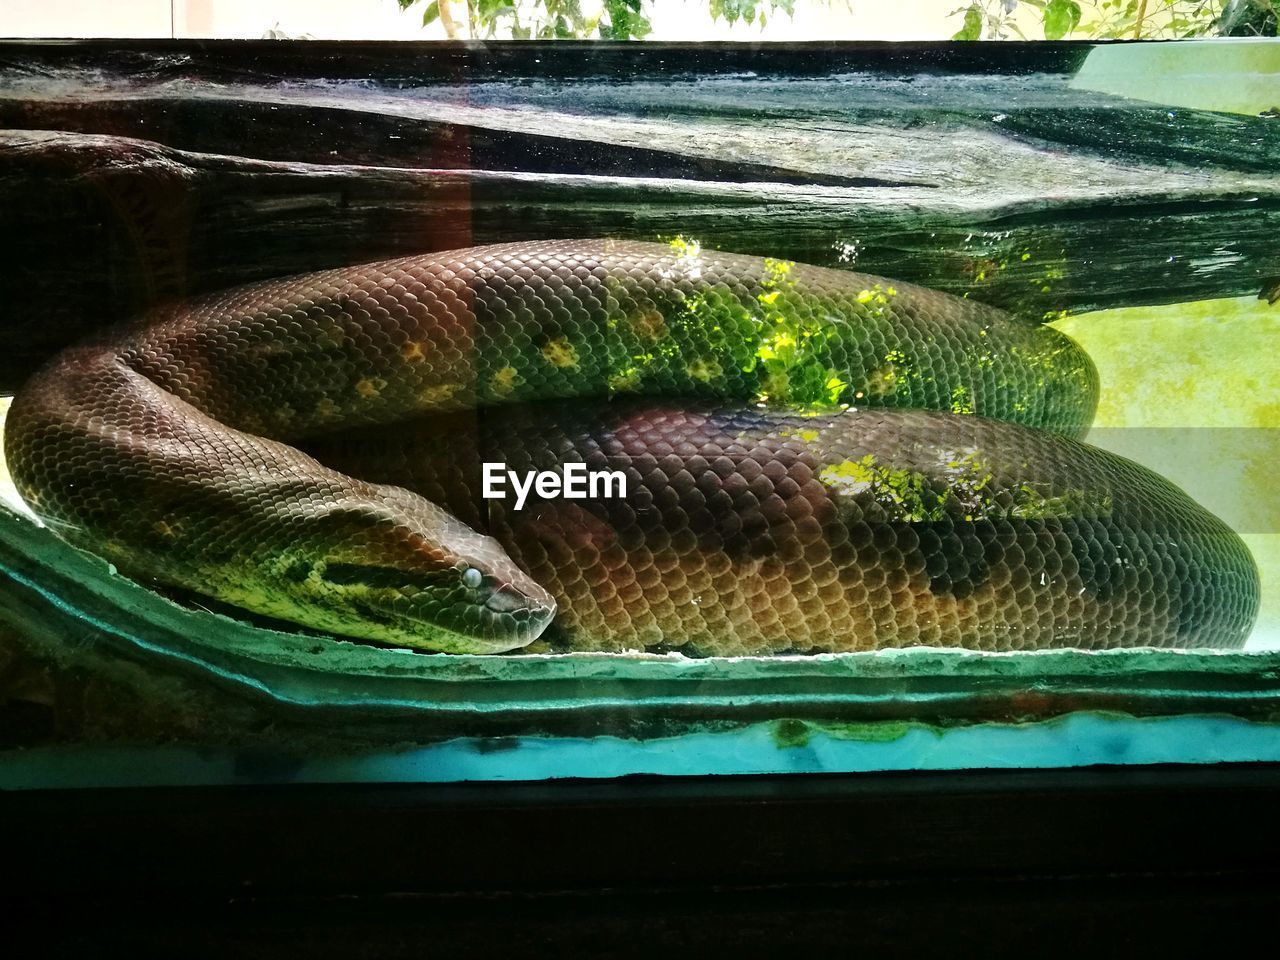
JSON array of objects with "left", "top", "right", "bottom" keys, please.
[
  {"left": 460, "top": 564, "right": 556, "bottom": 645},
  {"left": 279, "top": 485, "right": 556, "bottom": 652}
]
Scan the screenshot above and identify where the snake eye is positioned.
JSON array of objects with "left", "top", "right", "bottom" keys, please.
[{"left": 463, "top": 567, "right": 484, "bottom": 589}]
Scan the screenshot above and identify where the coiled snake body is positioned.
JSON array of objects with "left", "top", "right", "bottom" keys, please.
[{"left": 4, "top": 240, "right": 1260, "bottom": 653}]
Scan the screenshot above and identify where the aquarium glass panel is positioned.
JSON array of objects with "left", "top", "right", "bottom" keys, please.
[{"left": 0, "top": 30, "right": 1278, "bottom": 787}]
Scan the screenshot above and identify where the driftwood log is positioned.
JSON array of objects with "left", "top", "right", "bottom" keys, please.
[{"left": 0, "top": 40, "right": 1277, "bottom": 391}]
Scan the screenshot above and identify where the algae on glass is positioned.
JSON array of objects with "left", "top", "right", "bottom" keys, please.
[{"left": 1056, "top": 295, "right": 1279, "bottom": 649}]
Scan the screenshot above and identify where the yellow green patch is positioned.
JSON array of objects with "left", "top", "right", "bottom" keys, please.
[
  {"left": 630, "top": 309, "right": 667, "bottom": 341},
  {"left": 541, "top": 338, "right": 580, "bottom": 369},
  {"left": 419, "top": 383, "right": 460, "bottom": 405},
  {"left": 354, "top": 377, "right": 386, "bottom": 399},
  {"left": 490, "top": 366, "right": 519, "bottom": 396},
  {"left": 686, "top": 358, "right": 723, "bottom": 383},
  {"left": 608, "top": 368, "right": 642, "bottom": 393},
  {"left": 668, "top": 235, "right": 702, "bottom": 259}
]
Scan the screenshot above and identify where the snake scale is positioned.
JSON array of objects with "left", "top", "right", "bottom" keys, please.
[{"left": 4, "top": 239, "right": 1260, "bottom": 654}]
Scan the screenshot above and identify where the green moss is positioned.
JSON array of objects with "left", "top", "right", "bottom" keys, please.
[
  {"left": 666, "top": 234, "right": 702, "bottom": 259},
  {"left": 818, "top": 449, "right": 1109, "bottom": 524},
  {"left": 950, "top": 384, "right": 975, "bottom": 415},
  {"left": 1010, "top": 484, "right": 1112, "bottom": 521},
  {"left": 774, "top": 719, "right": 921, "bottom": 747},
  {"left": 819, "top": 455, "right": 946, "bottom": 522},
  {"left": 772, "top": 718, "right": 811, "bottom": 748},
  {"left": 814, "top": 721, "right": 918, "bottom": 743}
]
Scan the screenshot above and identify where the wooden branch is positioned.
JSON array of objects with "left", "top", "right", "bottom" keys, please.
[{"left": 0, "top": 43, "right": 1276, "bottom": 392}]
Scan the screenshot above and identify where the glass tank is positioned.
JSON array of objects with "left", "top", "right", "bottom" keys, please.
[{"left": 0, "top": 33, "right": 1277, "bottom": 788}]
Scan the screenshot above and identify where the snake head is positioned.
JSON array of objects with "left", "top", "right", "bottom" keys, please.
[{"left": 262, "top": 483, "right": 556, "bottom": 654}]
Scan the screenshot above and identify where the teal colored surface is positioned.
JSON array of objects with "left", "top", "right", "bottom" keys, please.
[{"left": 2, "top": 712, "right": 1279, "bottom": 789}]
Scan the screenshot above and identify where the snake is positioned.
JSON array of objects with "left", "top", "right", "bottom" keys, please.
[{"left": 3, "top": 239, "right": 1260, "bottom": 654}]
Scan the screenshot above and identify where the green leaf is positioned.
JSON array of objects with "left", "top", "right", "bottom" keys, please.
[
  {"left": 598, "top": 0, "right": 652, "bottom": 39},
  {"left": 1043, "top": 0, "right": 1082, "bottom": 39},
  {"left": 953, "top": 3, "right": 983, "bottom": 40},
  {"left": 710, "top": 0, "right": 762, "bottom": 25},
  {"left": 421, "top": 0, "right": 441, "bottom": 26},
  {"left": 476, "top": 0, "right": 514, "bottom": 18}
]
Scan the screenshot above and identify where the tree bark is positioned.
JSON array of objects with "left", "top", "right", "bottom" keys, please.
[{"left": 1, "top": 42, "right": 1276, "bottom": 390}]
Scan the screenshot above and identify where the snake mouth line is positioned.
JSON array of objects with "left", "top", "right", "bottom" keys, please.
[
  {"left": 486, "top": 582, "right": 535, "bottom": 613},
  {"left": 438, "top": 598, "right": 556, "bottom": 653},
  {"left": 312, "top": 591, "right": 553, "bottom": 653},
  {"left": 323, "top": 568, "right": 556, "bottom": 651}
]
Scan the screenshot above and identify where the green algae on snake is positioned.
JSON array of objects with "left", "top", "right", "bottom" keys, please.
[{"left": 3, "top": 238, "right": 1253, "bottom": 654}]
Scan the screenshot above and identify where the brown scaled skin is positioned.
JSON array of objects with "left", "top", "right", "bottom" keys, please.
[
  {"left": 2, "top": 239, "right": 1255, "bottom": 653},
  {"left": 307, "top": 402, "right": 1260, "bottom": 655}
]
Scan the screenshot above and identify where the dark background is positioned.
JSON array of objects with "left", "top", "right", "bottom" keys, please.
[{"left": 5, "top": 765, "right": 1280, "bottom": 954}]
